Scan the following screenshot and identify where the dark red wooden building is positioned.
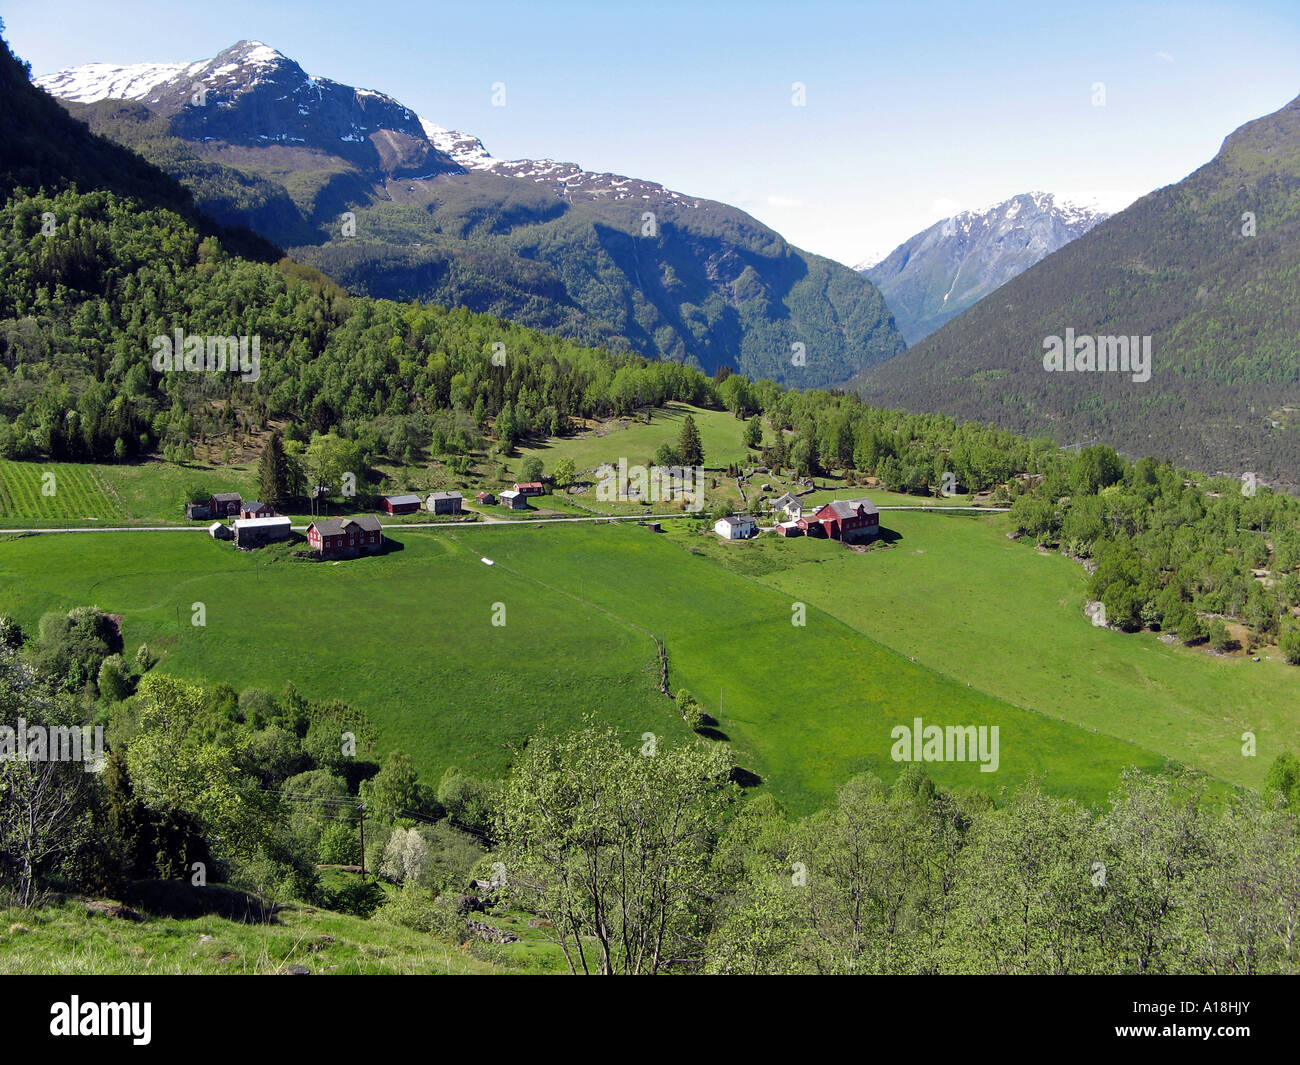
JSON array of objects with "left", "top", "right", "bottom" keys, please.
[
  {"left": 381, "top": 494, "right": 422, "bottom": 515},
  {"left": 799, "top": 498, "right": 879, "bottom": 543}
]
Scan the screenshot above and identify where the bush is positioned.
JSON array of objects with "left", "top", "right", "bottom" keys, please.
[
  {"left": 378, "top": 883, "right": 465, "bottom": 937},
  {"left": 1208, "top": 618, "right": 1234, "bottom": 652},
  {"left": 1279, "top": 628, "right": 1300, "bottom": 665}
]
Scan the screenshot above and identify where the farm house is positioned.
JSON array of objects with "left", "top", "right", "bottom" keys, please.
[
  {"left": 426, "top": 491, "right": 463, "bottom": 515},
  {"left": 513, "top": 481, "right": 545, "bottom": 496},
  {"left": 240, "top": 501, "right": 276, "bottom": 519},
  {"left": 476, "top": 491, "right": 496, "bottom": 506},
  {"left": 307, "top": 516, "right": 385, "bottom": 559},
  {"left": 381, "top": 494, "right": 422, "bottom": 515},
  {"left": 714, "top": 515, "right": 758, "bottom": 540},
  {"left": 771, "top": 492, "right": 804, "bottom": 521},
  {"left": 499, "top": 489, "right": 528, "bottom": 510}
]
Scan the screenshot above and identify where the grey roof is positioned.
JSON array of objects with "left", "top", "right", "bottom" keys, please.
[
  {"left": 385, "top": 494, "right": 422, "bottom": 506},
  {"left": 232, "top": 516, "right": 291, "bottom": 530},
  {"left": 719, "top": 515, "right": 756, "bottom": 526},
  {"left": 211, "top": 492, "right": 242, "bottom": 502},
  {"left": 822, "top": 497, "right": 879, "bottom": 519},
  {"left": 428, "top": 491, "right": 462, "bottom": 501},
  {"left": 311, "top": 519, "right": 345, "bottom": 536},
  {"left": 242, "top": 500, "right": 267, "bottom": 510},
  {"left": 345, "top": 515, "right": 383, "bottom": 532}
]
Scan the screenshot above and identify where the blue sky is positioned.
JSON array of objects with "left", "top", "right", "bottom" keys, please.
[{"left": 6, "top": 0, "right": 1300, "bottom": 264}]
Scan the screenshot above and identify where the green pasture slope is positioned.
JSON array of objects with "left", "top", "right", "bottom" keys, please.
[
  {"left": 0, "top": 520, "right": 1173, "bottom": 813},
  {"left": 692, "top": 510, "right": 1298, "bottom": 790},
  {"left": 515, "top": 403, "right": 751, "bottom": 477},
  {"left": 0, "top": 530, "right": 685, "bottom": 781},
  {"left": 0, "top": 460, "right": 125, "bottom": 523},
  {"left": 0, "top": 458, "right": 260, "bottom": 527}
]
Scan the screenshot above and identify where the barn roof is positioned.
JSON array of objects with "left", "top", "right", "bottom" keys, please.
[
  {"left": 211, "top": 492, "right": 241, "bottom": 502},
  {"left": 819, "top": 497, "right": 879, "bottom": 519},
  {"left": 428, "top": 491, "right": 462, "bottom": 501},
  {"left": 385, "top": 494, "right": 422, "bottom": 506},
  {"left": 232, "top": 516, "right": 291, "bottom": 530}
]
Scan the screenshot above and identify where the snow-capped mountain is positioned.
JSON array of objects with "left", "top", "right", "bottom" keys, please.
[
  {"left": 861, "top": 192, "right": 1109, "bottom": 343},
  {"left": 34, "top": 40, "right": 904, "bottom": 386},
  {"left": 38, "top": 40, "right": 450, "bottom": 176},
  {"left": 39, "top": 42, "right": 704, "bottom": 207}
]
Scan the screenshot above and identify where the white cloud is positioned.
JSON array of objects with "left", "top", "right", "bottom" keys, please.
[{"left": 1155, "top": 51, "right": 1174, "bottom": 62}]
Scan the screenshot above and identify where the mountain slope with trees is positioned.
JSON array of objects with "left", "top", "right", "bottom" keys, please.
[
  {"left": 38, "top": 41, "right": 903, "bottom": 388},
  {"left": 852, "top": 92, "right": 1300, "bottom": 488}
]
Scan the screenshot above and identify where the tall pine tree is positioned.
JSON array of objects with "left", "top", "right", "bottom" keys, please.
[
  {"left": 258, "top": 429, "right": 291, "bottom": 508},
  {"left": 678, "top": 414, "right": 705, "bottom": 467}
]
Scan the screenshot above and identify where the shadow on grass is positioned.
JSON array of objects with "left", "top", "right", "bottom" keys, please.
[{"left": 123, "top": 880, "right": 279, "bottom": 923}]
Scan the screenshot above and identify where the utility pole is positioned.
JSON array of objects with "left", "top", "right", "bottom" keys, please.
[{"left": 358, "top": 801, "right": 366, "bottom": 880}]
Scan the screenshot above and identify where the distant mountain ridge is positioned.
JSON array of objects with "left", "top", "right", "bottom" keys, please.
[
  {"left": 862, "top": 192, "right": 1108, "bottom": 343},
  {"left": 37, "top": 41, "right": 903, "bottom": 387},
  {"left": 851, "top": 93, "right": 1300, "bottom": 488}
]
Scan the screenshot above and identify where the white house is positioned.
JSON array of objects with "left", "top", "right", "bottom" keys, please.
[
  {"left": 770, "top": 492, "right": 803, "bottom": 521},
  {"left": 714, "top": 515, "right": 758, "bottom": 540}
]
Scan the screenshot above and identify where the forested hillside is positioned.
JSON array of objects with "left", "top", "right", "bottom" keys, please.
[
  {"left": 39, "top": 40, "right": 904, "bottom": 387},
  {"left": 853, "top": 92, "right": 1300, "bottom": 488}
]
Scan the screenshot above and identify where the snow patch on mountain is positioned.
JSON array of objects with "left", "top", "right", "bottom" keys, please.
[{"left": 862, "top": 191, "right": 1110, "bottom": 343}]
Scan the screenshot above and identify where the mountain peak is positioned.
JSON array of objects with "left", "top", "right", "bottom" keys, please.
[{"left": 862, "top": 190, "right": 1109, "bottom": 343}]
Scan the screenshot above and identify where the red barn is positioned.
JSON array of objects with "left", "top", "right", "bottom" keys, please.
[
  {"left": 208, "top": 492, "right": 242, "bottom": 517},
  {"left": 801, "top": 498, "right": 879, "bottom": 543},
  {"left": 381, "top": 494, "right": 422, "bottom": 515}
]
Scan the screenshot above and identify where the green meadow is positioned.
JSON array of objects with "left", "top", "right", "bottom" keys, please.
[
  {"left": 515, "top": 402, "right": 751, "bottom": 477},
  {"left": 0, "top": 518, "right": 1182, "bottom": 813},
  {"left": 0, "top": 529, "right": 684, "bottom": 782},
  {"left": 702, "top": 511, "right": 1298, "bottom": 790}
]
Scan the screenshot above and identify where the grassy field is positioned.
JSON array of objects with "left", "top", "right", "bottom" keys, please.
[
  {"left": 0, "top": 528, "right": 686, "bottom": 783},
  {"left": 697, "top": 511, "right": 1299, "bottom": 789},
  {"left": 0, "top": 460, "right": 126, "bottom": 523},
  {"left": 0, "top": 458, "right": 260, "bottom": 527},
  {"left": 0, "top": 519, "right": 1177, "bottom": 813},
  {"left": 0, "top": 888, "right": 566, "bottom": 974},
  {"left": 515, "top": 403, "right": 751, "bottom": 478}
]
